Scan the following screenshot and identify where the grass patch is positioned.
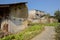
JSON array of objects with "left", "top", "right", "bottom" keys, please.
[
  {"left": 40, "top": 23, "right": 59, "bottom": 27},
  {"left": 0, "top": 23, "right": 58, "bottom": 40},
  {"left": 0, "top": 24, "right": 44, "bottom": 40}
]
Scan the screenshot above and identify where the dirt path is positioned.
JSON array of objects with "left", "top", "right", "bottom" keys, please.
[{"left": 31, "top": 26, "right": 55, "bottom": 40}]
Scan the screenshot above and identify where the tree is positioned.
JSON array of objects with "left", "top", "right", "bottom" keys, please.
[
  {"left": 54, "top": 10, "right": 60, "bottom": 22},
  {"left": 46, "top": 13, "right": 50, "bottom": 17},
  {"left": 45, "top": 13, "right": 50, "bottom": 23}
]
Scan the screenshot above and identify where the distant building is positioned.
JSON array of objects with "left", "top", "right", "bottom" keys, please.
[
  {"left": 0, "top": 2, "right": 28, "bottom": 33},
  {"left": 29, "top": 9, "right": 45, "bottom": 19},
  {"left": 49, "top": 16, "right": 58, "bottom": 23},
  {"left": 28, "top": 9, "right": 45, "bottom": 23},
  {"left": 28, "top": 9, "right": 58, "bottom": 23}
]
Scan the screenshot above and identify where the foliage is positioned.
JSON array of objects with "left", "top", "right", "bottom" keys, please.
[
  {"left": 45, "top": 13, "right": 50, "bottom": 17},
  {"left": 1, "top": 35, "right": 15, "bottom": 40},
  {"left": 55, "top": 24, "right": 60, "bottom": 40},
  {"left": 54, "top": 10, "right": 60, "bottom": 22},
  {"left": 0, "top": 24, "right": 44, "bottom": 40}
]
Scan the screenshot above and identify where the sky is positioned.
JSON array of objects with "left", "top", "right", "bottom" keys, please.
[{"left": 0, "top": 0, "right": 60, "bottom": 16}]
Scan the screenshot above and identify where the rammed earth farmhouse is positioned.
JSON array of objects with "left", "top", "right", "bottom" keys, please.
[{"left": 0, "top": 2, "right": 28, "bottom": 33}]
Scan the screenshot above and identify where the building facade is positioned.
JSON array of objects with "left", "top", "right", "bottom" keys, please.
[
  {"left": 28, "top": 9, "right": 45, "bottom": 23},
  {"left": 28, "top": 9, "right": 58, "bottom": 23},
  {"left": 0, "top": 2, "right": 28, "bottom": 33}
]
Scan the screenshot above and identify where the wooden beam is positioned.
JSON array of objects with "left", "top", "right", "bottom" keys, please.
[{"left": 0, "top": 6, "right": 9, "bottom": 7}]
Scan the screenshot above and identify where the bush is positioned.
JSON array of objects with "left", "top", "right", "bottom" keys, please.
[
  {"left": 1, "top": 35, "right": 15, "bottom": 40},
  {"left": 55, "top": 24, "right": 60, "bottom": 40}
]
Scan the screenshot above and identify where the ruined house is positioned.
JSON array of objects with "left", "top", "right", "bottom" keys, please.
[
  {"left": 29, "top": 9, "right": 45, "bottom": 19},
  {"left": 49, "top": 16, "right": 58, "bottom": 23},
  {"left": 0, "top": 2, "right": 28, "bottom": 33},
  {"left": 28, "top": 9, "right": 45, "bottom": 23},
  {"left": 28, "top": 9, "right": 58, "bottom": 23}
]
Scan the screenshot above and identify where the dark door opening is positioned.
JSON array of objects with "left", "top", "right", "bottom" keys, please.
[
  {"left": 3, "top": 24, "right": 8, "bottom": 32},
  {"left": 0, "top": 7, "right": 10, "bottom": 31}
]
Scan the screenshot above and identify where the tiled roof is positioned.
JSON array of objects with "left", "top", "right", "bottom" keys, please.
[
  {"left": 0, "top": 0, "right": 27, "bottom": 4},
  {"left": 0, "top": 2, "right": 27, "bottom": 6}
]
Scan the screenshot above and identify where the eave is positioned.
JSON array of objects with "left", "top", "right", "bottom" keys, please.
[{"left": 0, "top": 2, "right": 27, "bottom": 8}]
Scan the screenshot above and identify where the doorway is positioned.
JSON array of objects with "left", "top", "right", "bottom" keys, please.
[
  {"left": 3, "top": 24, "right": 8, "bottom": 32},
  {"left": 0, "top": 7, "right": 10, "bottom": 32}
]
